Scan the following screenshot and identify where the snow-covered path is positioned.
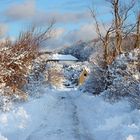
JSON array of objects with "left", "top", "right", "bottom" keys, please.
[
  {"left": 0, "top": 88, "right": 140, "bottom": 140},
  {"left": 26, "top": 90, "right": 93, "bottom": 140},
  {"left": 0, "top": 89, "right": 94, "bottom": 140}
]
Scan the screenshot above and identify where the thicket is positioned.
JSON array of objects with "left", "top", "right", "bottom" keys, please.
[{"left": 0, "top": 23, "right": 54, "bottom": 102}]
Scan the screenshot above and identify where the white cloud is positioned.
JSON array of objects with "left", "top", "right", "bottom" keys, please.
[
  {"left": 64, "top": 24, "right": 97, "bottom": 43},
  {"left": 1, "top": 0, "right": 111, "bottom": 49},
  {"left": 3, "top": 0, "right": 90, "bottom": 24},
  {"left": 53, "top": 28, "right": 65, "bottom": 39},
  {"left": 32, "top": 10, "right": 90, "bottom": 25},
  {"left": 63, "top": 23, "right": 111, "bottom": 44},
  {"left": 0, "top": 23, "right": 8, "bottom": 38},
  {"left": 42, "top": 28, "right": 66, "bottom": 50},
  {"left": 42, "top": 24, "right": 98, "bottom": 49},
  {"left": 4, "top": 0, "right": 36, "bottom": 21},
  {"left": 42, "top": 23, "right": 110, "bottom": 50}
]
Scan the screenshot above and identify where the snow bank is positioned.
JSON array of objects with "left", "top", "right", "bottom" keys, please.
[
  {"left": 102, "top": 48, "right": 140, "bottom": 108},
  {"left": 74, "top": 94, "right": 140, "bottom": 140},
  {"left": 0, "top": 88, "right": 59, "bottom": 140}
]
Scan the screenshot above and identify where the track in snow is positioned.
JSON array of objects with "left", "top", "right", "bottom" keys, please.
[{"left": 26, "top": 90, "right": 94, "bottom": 140}]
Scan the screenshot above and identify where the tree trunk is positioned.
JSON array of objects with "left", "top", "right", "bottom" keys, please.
[
  {"left": 135, "top": 14, "right": 140, "bottom": 48},
  {"left": 114, "top": 0, "right": 123, "bottom": 54},
  {"left": 103, "top": 31, "right": 110, "bottom": 68}
]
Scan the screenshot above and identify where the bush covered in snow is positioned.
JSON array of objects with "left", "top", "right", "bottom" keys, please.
[
  {"left": 0, "top": 25, "right": 54, "bottom": 109},
  {"left": 82, "top": 65, "right": 107, "bottom": 94},
  {"left": 102, "top": 48, "right": 140, "bottom": 108},
  {"left": 63, "top": 62, "right": 90, "bottom": 87},
  {"left": 83, "top": 48, "right": 140, "bottom": 109},
  {"left": 0, "top": 34, "right": 38, "bottom": 102},
  {"left": 45, "top": 62, "right": 65, "bottom": 88}
]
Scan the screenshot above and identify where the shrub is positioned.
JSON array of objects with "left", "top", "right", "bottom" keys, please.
[
  {"left": 103, "top": 48, "right": 140, "bottom": 108},
  {"left": 0, "top": 24, "right": 54, "bottom": 101}
]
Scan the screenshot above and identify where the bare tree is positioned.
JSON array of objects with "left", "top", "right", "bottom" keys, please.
[
  {"left": 90, "top": 0, "right": 136, "bottom": 65},
  {"left": 89, "top": 7, "right": 114, "bottom": 67},
  {"left": 107, "top": 0, "right": 136, "bottom": 54}
]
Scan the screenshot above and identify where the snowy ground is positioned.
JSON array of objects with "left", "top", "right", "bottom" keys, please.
[{"left": 0, "top": 87, "right": 140, "bottom": 140}]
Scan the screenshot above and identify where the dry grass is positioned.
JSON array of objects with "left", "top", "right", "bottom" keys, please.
[{"left": 0, "top": 23, "right": 54, "bottom": 99}]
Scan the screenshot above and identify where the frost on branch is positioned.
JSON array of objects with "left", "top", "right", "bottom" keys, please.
[
  {"left": 0, "top": 24, "right": 54, "bottom": 107},
  {"left": 103, "top": 48, "right": 140, "bottom": 108}
]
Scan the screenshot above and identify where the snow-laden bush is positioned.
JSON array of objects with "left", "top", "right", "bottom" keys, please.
[
  {"left": 103, "top": 48, "right": 140, "bottom": 108},
  {"left": 63, "top": 62, "right": 90, "bottom": 87},
  {"left": 0, "top": 25, "right": 54, "bottom": 104},
  {"left": 0, "top": 33, "right": 38, "bottom": 101},
  {"left": 24, "top": 59, "right": 47, "bottom": 97},
  {"left": 82, "top": 65, "right": 107, "bottom": 94},
  {"left": 45, "top": 62, "right": 65, "bottom": 88}
]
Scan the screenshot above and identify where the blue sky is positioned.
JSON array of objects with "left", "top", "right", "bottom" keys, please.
[
  {"left": 0, "top": 0, "right": 138, "bottom": 49},
  {"left": 0, "top": 0, "right": 91, "bottom": 35}
]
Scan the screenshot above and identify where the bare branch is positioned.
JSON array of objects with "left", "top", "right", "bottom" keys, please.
[{"left": 89, "top": 7, "right": 104, "bottom": 42}]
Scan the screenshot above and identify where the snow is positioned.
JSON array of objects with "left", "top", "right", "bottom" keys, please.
[
  {"left": 0, "top": 87, "right": 140, "bottom": 140},
  {"left": 49, "top": 54, "right": 78, "bottom": 61},
  {"left": 0, "top": 134, "right": 8, "bottom": 140},
  {"left": 0, "top": 114, "right": 8, "bottom": 125},
  {"left": 126, "top": 135, "right": 135, "bottom": 140},
  {"left": 76, "top": 96, "right": 140, "bottom": 140}
]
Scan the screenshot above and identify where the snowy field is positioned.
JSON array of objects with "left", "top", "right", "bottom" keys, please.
[{"left": 0, "top": 87, "right": 140, "bottom": 140}]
